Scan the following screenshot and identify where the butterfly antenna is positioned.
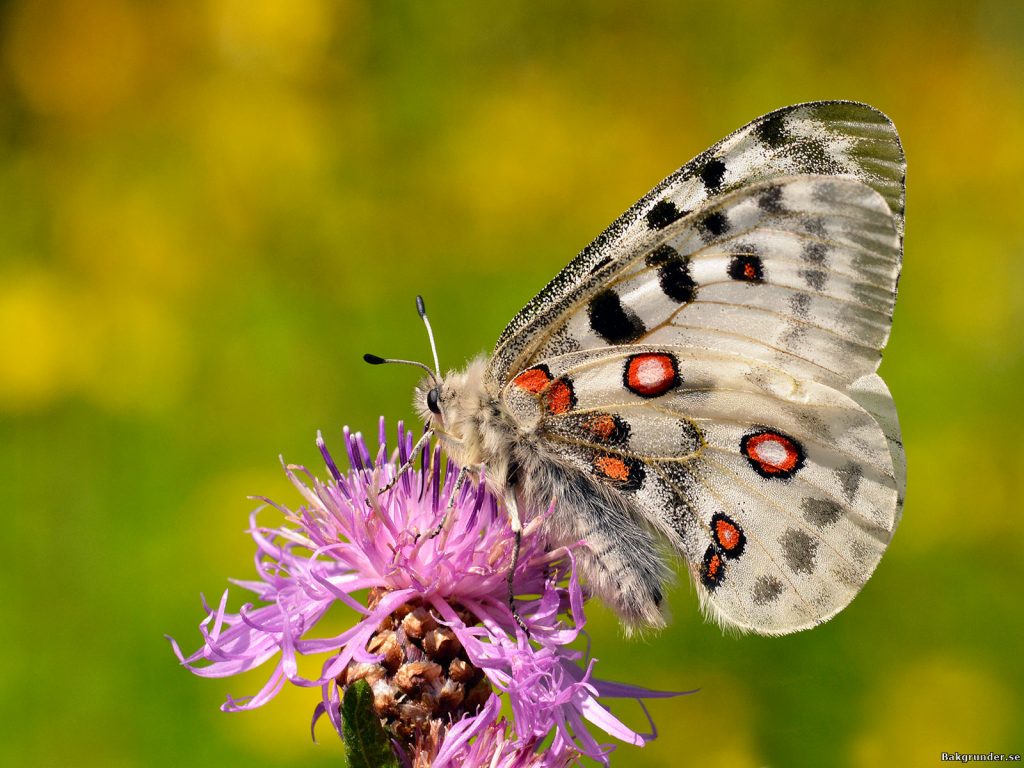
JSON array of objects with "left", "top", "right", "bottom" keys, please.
[
  {"left": 363, "top": 353, "right": 439, "bottom": 387},
  {"left": 416, "top": 295, "right": 441, "bottom": 378}
]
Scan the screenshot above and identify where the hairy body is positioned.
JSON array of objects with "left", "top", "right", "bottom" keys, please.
[{"left": 416, "top": 357, "right": 668, "bottom": 628}]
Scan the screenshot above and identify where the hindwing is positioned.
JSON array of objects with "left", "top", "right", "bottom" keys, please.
[{"left": 502, "top": 347, "right": 901, "bottom": 634}]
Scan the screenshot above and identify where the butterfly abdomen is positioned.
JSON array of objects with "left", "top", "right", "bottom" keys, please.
[
  {"left": 491, "top": 426, "right": 671, "bottom": 630},
  {"left": 524, "top": 456, "right": 671, "bottom": 629}
]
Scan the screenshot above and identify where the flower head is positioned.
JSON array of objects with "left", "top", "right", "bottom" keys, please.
[{"left": 170, "top": 418, "right": 681, "bottom": 764}]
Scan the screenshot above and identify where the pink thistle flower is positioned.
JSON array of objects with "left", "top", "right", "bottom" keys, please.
[{"left": 169, "top": 418, "right": 682, "bottom": 765}]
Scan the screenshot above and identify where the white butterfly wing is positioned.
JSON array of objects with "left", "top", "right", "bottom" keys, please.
[{"left": 502, "top": 347, "right": 899, "bottom": 634}]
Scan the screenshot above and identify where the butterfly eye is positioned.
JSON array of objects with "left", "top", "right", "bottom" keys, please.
[{"left": 426, "top": 387, "right": 442, "bottom": 415}]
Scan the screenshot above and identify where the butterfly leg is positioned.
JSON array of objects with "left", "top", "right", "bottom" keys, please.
[
  {"left": 503, "top": 490, "right": 531, "bottom": 636},
  {"left": 368, "top": 428, "right": 434, "bottom": 505},
  {"left": 420, "top": 464, "right": 472, "bottom": 540}
]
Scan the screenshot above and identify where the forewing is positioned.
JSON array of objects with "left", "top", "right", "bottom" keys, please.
[
  {"left": 502, "top": 175, "right": 901, "bottom": 392},
  {"left": 503, "top": 347, "right": 900, "bottom": 634},
  {"left": 491, "top": 101, "right": 905, "bottom": 387}
]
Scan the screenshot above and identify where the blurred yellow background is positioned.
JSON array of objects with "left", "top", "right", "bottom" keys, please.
[{"left": 2, "top": 1, "right": 1021, "bottom": 766}]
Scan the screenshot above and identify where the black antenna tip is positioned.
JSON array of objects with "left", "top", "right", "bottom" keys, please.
[
  {"left": 416, "top": 295, "right": 427, "bottom": 318},
  {"left": 363, "top": 353, "right": 387, "bottom": 365}
]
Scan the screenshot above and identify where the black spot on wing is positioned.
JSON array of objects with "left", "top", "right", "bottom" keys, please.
[
  {"left": 752, "top": 575, "right": 783, "bottom": 605},
  {"left": 757, "top": 185, "right": 785, "bottom": 214},
  {"left": 699, "top": 158, "right": 727, "bottom": 193},
  {"left": 646, "top": 199, "right": 687, "bottom": 230},
  {"left": 802, "top": 216, "right": 827, "bottom": 237},
  {"left": 645, "top": 244, "right": 677, "bottom": 267},
  {"left": 837, "top": 462, "right": 863, "bottom": 502},
  {"left": 587, "top": 290, "right": 645, "bottom": 343},
  {"left": 728, "top": 253, "right": 765, "bottom": 283},
  {"left": 789, "top": 292, "right": 811, "bottom": 318},
  {"left": 698, "top": 210, "right": 730, "bottom": 238},
  {"left": 802, "top": 497, "right": 844, "bottom": 528},
  {"left": 755, "top": 112, "right": 792, "bottom": 148},
  {"left": 789, "top": 139, "right": 844, "bottom": 175},
  {"left": 779, "top": 528, "right": 818, "bottom": 574},
  {"left": 802, "top": 242, "right": 828, "bottom": 265},
  {"left": 646, "top": 245, "right": 696, "bottom": 303},
  {"left": 799, "top": 268, "right": 827, "bottom": 291},
  {"left": 779, "top": 321, "right": 806, "bottom": 348},
  {"left": 678, "top": 420, "right": 703, "bottom": 454}
]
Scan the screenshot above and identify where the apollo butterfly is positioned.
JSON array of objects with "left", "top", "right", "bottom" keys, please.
[{"left": 369, "top": 102, "right": 906, "bottom": 634}]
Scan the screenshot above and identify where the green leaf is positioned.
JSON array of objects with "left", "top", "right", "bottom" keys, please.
[{"left": 341, "top": 679, "right": 400, "bottom": 768}]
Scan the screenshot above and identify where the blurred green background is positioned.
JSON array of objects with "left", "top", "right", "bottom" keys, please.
[{"left": 2, "top": 1, "right": 1022, "bottom": 766}]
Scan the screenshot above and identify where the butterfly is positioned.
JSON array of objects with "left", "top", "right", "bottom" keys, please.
[{"left": 369, "top": 101, "right": 906, "bottom": 635}]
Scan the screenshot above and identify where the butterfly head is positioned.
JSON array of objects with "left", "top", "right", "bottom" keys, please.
[{"left": 364, "top": 352, "right": 449, "bottom": 426}]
